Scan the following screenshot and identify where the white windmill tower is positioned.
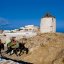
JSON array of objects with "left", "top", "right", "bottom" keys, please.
[{"left": 40, "top": 13, "right": 56, "bottom": 33}]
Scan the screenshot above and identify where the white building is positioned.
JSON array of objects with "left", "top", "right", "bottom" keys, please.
[
  {"left": 40, "top": 13, "right": 56, "bottom": 33},
  {"left": 24, "top": 25, "right": 38, "bottom": 32},
  {"left": 3, "top": 30, "right": 11, "bottom": 33}
]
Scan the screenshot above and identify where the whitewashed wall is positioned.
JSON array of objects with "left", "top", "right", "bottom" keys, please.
[
  {"left": 40, "top": 17, "right": 56, "bottom": 33},
  {"left": 4, "top": 31, "right": 37, "bottom": 38}
]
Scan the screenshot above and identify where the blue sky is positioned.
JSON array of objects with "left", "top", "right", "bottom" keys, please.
[{"left": 0, "top": 0, "right": 64, "bottom": 32}]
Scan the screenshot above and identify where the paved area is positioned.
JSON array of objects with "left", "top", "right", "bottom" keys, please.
[{"left": 0, "top": 58, "right": 19, "bottom": 64}]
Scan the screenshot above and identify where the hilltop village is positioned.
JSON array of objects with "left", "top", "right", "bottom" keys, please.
[{"left": 0, "top": 13, "right": 56, "bottom": 38}]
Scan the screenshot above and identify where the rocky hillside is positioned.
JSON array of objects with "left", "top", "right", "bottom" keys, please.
[
  {"left": 22, "top": 33, "right": 64, "bottom": 64},
  {"left": 3, "top": 33, "right": 64, "bottom": 64},
  {"left": 25, "top": 33, "right": 64, "bottom": 48}
]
